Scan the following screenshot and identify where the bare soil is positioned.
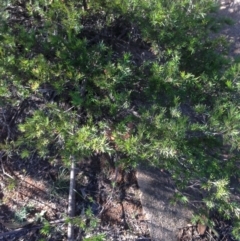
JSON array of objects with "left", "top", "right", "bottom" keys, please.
[
  {"left": 217, "top": 0, "right": 240, "bottom": 57},
  {"left": 0, "top": 153, "right": 150, "bottom": 240}
]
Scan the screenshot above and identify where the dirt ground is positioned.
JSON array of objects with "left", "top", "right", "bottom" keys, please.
[
  {"left": 0, "top": 153, "right": 151, "bottom": 240},
  {"left": 217, "top": 0, "right": 240, "bottom": 57}
]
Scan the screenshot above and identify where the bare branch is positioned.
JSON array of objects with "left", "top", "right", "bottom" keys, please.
[{"left": 67, "top": 156, "right": 76, "bottom": 241}]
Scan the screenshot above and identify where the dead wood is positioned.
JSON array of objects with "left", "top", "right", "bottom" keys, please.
[{"left": 67, "top": 156, "right": 76, "bottom": 241}]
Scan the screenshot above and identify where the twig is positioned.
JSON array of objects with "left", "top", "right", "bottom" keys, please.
[
  {"left": 0, "top": 226, "right": 38, "bottom": 240},
  {"left": 220, "top": 234, "right": 227, "bottom": 241},
  {"left": 0, "top": 159, "right": 14, "bottom": 180},
  {"left": 177, "top": 224, "right": 196, "bottom": 230},
  {"left": 0, "top": 219, "right": 65, "bottom": 239},
  {"left": 206, "top": 230, "right": 217, "bottom": 241},
  {"left": 9, "top": 99, "right": 28, "bottom": 127},
  {"left": 67, "top": 156, "right": 76, "bottom": 241}
]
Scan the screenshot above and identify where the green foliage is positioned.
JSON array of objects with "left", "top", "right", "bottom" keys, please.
[
  {"left": 14, "top": 207, "right": 28, "bottom": 223},
  {"left": 232, "top": 222, "right": 240, "bottom": 240},
  {"left": 83, "top": 234, "right": 106, "bottom": 241},
  {"left": 40, "top": 221, "right": 51, "bottom": 236},
  {"left": 6, "top": 178, "right": 17, "bottom": 191},
  {"left": 191, "top": 214, "right": 215, "bottom": 229},
  {"left": 65, "top": 207, "right": 100, "bottom": 234},
  {"left": 0, "top": 0, "right": 240, "bottom": 239},
  {"left": 51, "top": 167, "right": 70, "bottom": 196},
  {"left": 14, "top": 205, "right": 34, "bottom": 223},
  {"left": 171, "top": 192, "right": 189, "bottom": 205}
]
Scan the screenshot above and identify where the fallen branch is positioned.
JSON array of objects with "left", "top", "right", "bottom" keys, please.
[
  {"left": 0, "top": 219, "right": 65, "bottom": 239},
  {"left": 0, "top": 225, "right": 39, "bottom": 240}
]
